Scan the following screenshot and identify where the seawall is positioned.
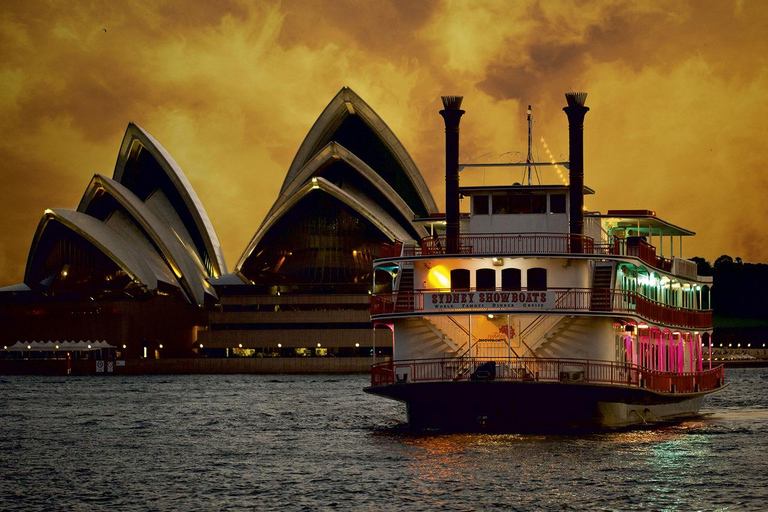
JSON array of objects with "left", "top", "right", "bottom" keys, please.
[{"left": 0, "top": 357, "right": 380, "bottom": 376}]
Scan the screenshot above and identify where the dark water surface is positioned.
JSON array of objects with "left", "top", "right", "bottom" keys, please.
[{"left": 1, "top": 368, "right": 766, "bottom": 511}]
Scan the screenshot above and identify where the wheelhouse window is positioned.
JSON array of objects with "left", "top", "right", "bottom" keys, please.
[
  {"left": 550, "top": 194, "right": 566, "bottom": 214},
  {"left": 531, "top": 194, "right": 546, "bottom": 213},
  {"left": 450, "top": 269, "right": 470, "bottom": 291},
  {"left": 527, "top": 268, "right": 547, "bottom": 290},
  {"left": 509, "top": 194, "right": 531, "bottom": 214},
  {"left": 474, "top": 195, "right": 489, "bottom": 215},
  {"left": 476, "top": 269, "right": 496, "bottom": 291},
  {"left": 492, "top": 195, "right": 509, "bottom": 214},
  {"left": 501, "top": 268, "right": 522, "bottom": 291}
]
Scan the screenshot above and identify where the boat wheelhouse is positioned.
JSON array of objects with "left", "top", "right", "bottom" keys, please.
[{"left": 364, "top": 93, "right": 725, "bottom": 430}]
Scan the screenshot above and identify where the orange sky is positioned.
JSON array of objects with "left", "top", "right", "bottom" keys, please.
[{"left": 1, "top": 0, "right": 767, "bottom": 286}]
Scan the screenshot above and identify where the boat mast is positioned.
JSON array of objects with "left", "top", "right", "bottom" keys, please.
[{"left": 526, "top": 105, "right": 533, "bottom": 185}]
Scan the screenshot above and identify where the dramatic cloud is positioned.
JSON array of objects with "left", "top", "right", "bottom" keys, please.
[{"left": 1, "top": 0, "right": 767, "bottom": 286}]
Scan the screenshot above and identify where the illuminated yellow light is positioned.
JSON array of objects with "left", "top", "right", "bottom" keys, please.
[
  {"left": 311, "top": 177, "right": 320, "bottom": 190},
  {"left": 238, "top": 343, "right": 243, "bottom": 348},
  {"left": 27, "top": 345, "right": 32, "bottom": 349},
  {"left": 487, "top": 314, "right": 494, "bottom": 319},
  {"left": 317, "top": 343, "right": 322, "bottom": 347},
  {"left": 159, "top": 344, "right": 163, "bottom": 349},
  {"left": 352, "top": 250, "right": 358, "bottom": 256},
  {"left": 199, "top": 344, "right": 204, "bottom": 348},
  {"left": 278, "top": 343, "right": 282, "bottom": 348},
  {"left": 426, "top": 265, "right": 451, "bottom": 290},
  {"left": 87, "top": 345, "right": 91, "bottom": 349},
  {"left": 122, "top": 344, "right": 127, "bottom": 349},
  {"left": 55, "top": 345, "right": 59, "bottom": 349},
  {"left": 355, "top": 343, "right": 360, "bottom": 347}
]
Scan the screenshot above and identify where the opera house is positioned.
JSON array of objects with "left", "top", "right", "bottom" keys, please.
[{"left": 0, "top": 87, "right": 436, "bottom": 366}]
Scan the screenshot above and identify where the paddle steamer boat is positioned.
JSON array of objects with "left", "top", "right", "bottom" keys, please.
[{"left": 364, "top": 93, "right": 725, "bottom": 430}]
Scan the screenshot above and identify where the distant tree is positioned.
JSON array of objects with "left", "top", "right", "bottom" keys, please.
[
  {"left": 713, "top": 254, "right": 734, "bottom": 270},
  {"left": 690, "top": 256, "right": 712, "bottom": 276},
  {"left": 736, "top": 257, "right": 743, "bottom": 265}
]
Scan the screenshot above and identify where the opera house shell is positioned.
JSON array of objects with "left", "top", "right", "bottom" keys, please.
[{"left": 0, "top": 87, "right": 435, "bottom": 363}]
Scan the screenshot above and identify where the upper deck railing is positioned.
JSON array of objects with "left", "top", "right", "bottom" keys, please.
[
  {"left": 380, "top": 234, "right": 677, "bottom": 274},
  {"left": 369, "top": 356, "right": 726, "bottom": 395},
  {"left": 371, "top": 287, "right": 713, "bottom": 329}
]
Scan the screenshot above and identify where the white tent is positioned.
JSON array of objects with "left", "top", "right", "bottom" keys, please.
[{"left": 5, "top": 340, "right": 116, "bottom": 352}]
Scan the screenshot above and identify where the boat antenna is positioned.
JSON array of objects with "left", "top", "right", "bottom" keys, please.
[{"left": 526, "top": 105, "right": 534, "bottom": 185}]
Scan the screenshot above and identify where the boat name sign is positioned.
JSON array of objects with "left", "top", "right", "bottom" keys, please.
[{"left": 425, "top": 291, "right": 555, "bottom": 310}]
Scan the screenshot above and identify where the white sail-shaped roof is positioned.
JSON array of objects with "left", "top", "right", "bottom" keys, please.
[
  {"left": 280, "top": 87, "right": 437, "bottom": 217},
  {"left": 25, "top": 209, "right": 164, "bottom": 293},
  {"left": 259, "top": 141, "right": 427, "bottom": 241},
  {"left": 78, "top": 175, "right": 217, "bottom": 306},
  {"left": 113, "top": 123, "right": 226, "bottom": 278}
]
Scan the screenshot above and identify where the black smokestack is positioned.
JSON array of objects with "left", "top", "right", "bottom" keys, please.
[
  {"left": 440, "top": 96, "right": 465, "bottom": 254},
  {"left": 563, "top": 92, "right": 589, "bottom": 253}
]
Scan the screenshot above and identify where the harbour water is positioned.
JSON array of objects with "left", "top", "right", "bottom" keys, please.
[{"left": 1, "top": 368, "right": 766, "bottom": 510}]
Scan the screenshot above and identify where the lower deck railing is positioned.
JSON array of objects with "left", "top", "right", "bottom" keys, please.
[{"left": 370, "top": 357, "right": 725, "bottom": 395}]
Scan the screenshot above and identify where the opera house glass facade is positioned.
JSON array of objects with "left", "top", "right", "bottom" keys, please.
[{"left": 0, "top": 87, "right": 436, "bottom": 363}]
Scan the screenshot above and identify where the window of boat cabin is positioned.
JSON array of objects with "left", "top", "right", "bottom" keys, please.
[
  {"left": 491, "top": 194, "right": 508, "bottom": 214},
  {"left": 473, "top": 195, "right": 489, "bottom": 215},
  {"left": 501, "top": 268, "right": 522, "bottom": 290},
  {"left": 509, "top": 193, "right": 547, "bottom": 214},
  {"left": 450, "top": 269, "right": 470, "bottom": 291},
  {"left": 527, "top": 268, "right": 547, "bottom": 290},
  {"left": 476, "top": 269, "right": 496, "bottom": 290},
  {"left": 550, "top": 194, "right": 566, "bottom": 214}
]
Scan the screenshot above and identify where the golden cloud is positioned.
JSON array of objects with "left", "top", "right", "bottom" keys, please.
[{"left": 1, "top": 0, "right": 767, "bottom": 286}]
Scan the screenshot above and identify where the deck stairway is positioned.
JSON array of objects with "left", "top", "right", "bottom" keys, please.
[
  {"left": 395, "top": 265, "right": 414, "bottom": 312},
  {"left": 524, "top": 315, "right": 578, "bottom": 357},
  {"left": 590, "top": 262, "right": 615, "bottom": 311},
  {"left": 422, "top": 315, "right": 471, "bottom": 355}
]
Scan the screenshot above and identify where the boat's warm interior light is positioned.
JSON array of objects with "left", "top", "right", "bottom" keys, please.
[
  {"left": 488, "top": 314, "right": 494, "bottom": 319},
  {"left": 638, "top": 323, "right": 649, "bottom": 329},
  {"left": 427, "top": 265, "right": 451, "bottom": 290}
]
